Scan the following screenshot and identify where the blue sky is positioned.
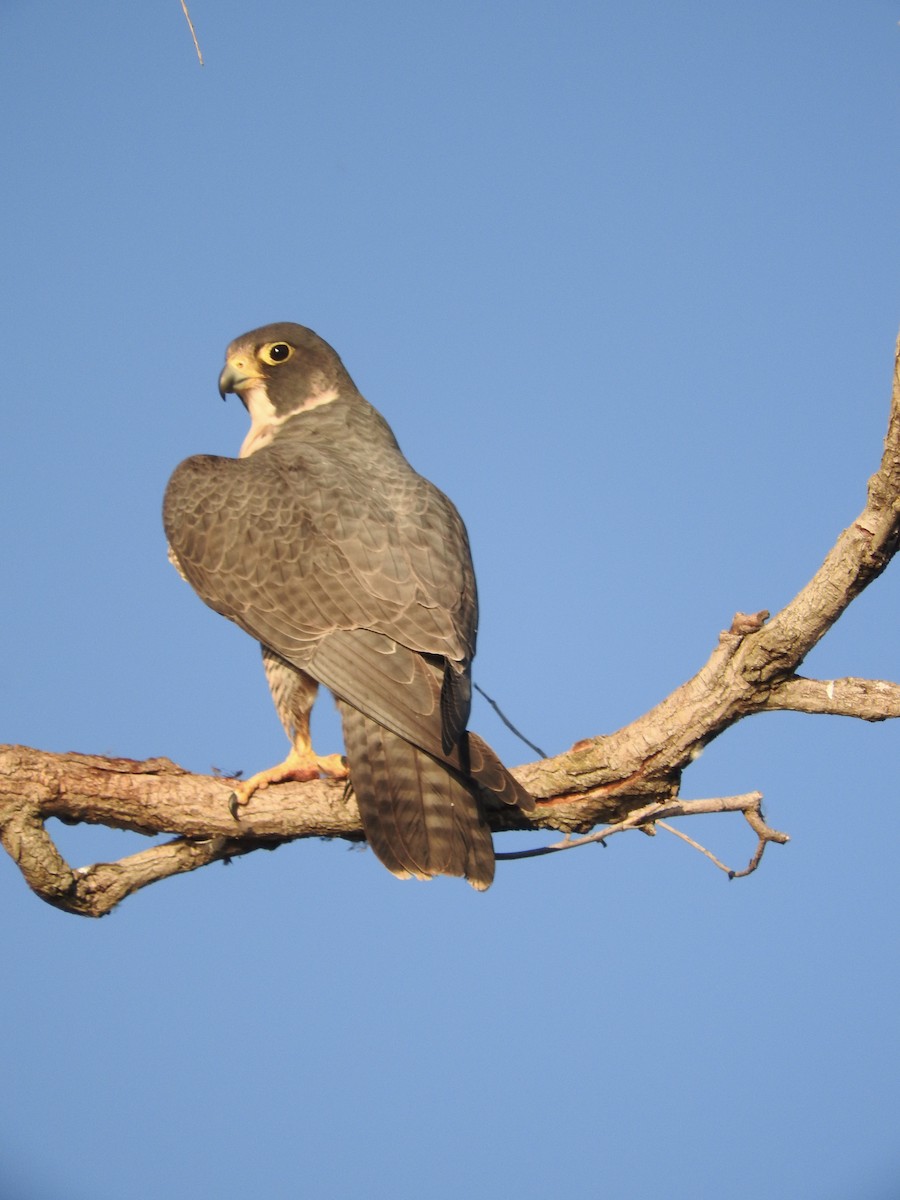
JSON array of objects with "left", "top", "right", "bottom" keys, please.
[{"left": 2, "top": 2, "right": 899, "bottom": 1197}]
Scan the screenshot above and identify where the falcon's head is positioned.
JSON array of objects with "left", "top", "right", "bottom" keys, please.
[{"left": 218, "top": 322, "right": 354, "bottom": 458}]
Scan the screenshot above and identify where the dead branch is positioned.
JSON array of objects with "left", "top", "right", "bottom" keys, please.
[
  {"left": 762, "top": 675, "right": 900, "bottom": 720},
  {"left": 495, "top": 792, "right": 788, "bottom": 880},
  {"left": 179, "top": 0, "right": 204, "bottom": 65},
  {"left": 2, "top": 336, "right": 899, "bottom": 915}
]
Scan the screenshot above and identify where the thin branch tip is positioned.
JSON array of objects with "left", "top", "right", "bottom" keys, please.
[{"left": 179, "top": 0, "right": 204, "bottom": 66}]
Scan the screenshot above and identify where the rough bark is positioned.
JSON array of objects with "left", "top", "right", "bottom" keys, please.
[{"left": 3, "top": 338, "right": 899, "bottom": 917}]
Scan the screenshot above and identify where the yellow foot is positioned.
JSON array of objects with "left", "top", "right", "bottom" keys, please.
[{"left": 228, "top": 746, "right": 349, "bottom": 818}]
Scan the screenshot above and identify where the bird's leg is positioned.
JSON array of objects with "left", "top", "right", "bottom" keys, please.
[{"left": 228, "top": 712, "right": 349, "bottom": 817}]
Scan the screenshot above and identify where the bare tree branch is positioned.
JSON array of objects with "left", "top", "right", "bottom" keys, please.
[
  {"left": 495, "top": 792, "right": 787, "bottom": 882},
  {"left": 762, "top": 675, "right": 900, "bottom": 720},
  {"left": 2, "top": 337, "right": 899, "bottom": 915}
]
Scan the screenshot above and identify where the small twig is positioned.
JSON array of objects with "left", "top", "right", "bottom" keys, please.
[
  {"left": 496, "top": 792, "right": 789, "bottom": 881},
  {"left": 734, "top": 803, "right": 790, "bottom": 878},
  {"left": 494, "top": 810, "right": 656, "bottom": 861},
  {"left": 656, "top": 820, "right": 734, "bottom": 874},
  {"left": 474, "top": 682, "right": 548, "bottom": 758},
  {"left": 658, "top": 802, "right": 789, "bottom": 879},
  {"left": 179, "top": 0, "right": 204, "bottom": 66}
]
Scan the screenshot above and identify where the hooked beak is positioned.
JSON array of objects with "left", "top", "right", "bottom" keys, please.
[{"left": 218, "top": 353, "right": 263, "bottom": 400}]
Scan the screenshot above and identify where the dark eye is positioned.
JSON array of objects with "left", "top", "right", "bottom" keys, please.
[{"left": 260, "top": 342, "right": 293, "bottom": 365}]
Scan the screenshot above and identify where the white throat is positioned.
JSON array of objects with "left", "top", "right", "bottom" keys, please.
[{"left": 239, "top": 384, "right": 340, "bottom": 458}]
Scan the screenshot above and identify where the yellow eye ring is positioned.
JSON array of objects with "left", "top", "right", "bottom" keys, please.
[{"left": 259, "top": 342, "right": 294, "bottom": 365}]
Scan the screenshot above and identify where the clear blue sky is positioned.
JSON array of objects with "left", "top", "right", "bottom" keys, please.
[{"left": 2, "top": 3, "right": 899, "bottom": 1197}]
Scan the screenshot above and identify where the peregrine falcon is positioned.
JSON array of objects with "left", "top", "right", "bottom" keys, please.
[{"left": 163, "top": 323, "right": 532, "bottom": 889}]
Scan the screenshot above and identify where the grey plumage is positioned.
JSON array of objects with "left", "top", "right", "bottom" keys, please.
[{"left": 164, "top": 322, "right": 532, "bottom": 889}]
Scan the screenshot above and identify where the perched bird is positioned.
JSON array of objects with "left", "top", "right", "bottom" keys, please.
[{"left": 163, "top": 322, "right": 532, "bottom": 889}]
